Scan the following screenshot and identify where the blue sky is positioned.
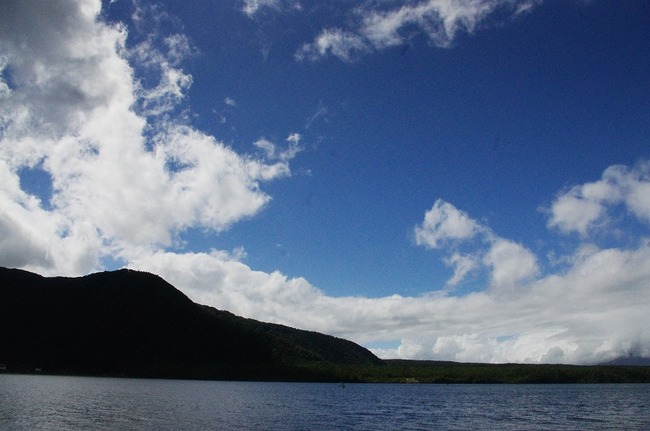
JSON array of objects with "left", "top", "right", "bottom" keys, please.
[{"left": 1, "top": 0, "right": 649, "bottom": 363}]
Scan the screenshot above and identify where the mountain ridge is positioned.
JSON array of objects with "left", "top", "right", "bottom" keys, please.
[
  {"left": 2, "top": 266, "right": 649, "bottom": 384},
  {"left": 0, "top": 266, "right": 380, "bottom": 381}
]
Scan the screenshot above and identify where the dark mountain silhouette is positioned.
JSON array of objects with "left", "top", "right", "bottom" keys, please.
[
  {"left": 0, "top": 267, "right": 380, "bottom": 381},
  {"left": 2, "top": 266, "right": 649, "bottom": 383}
]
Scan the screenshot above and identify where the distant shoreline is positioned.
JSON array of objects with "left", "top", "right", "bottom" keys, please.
[{"left": 2, "top": 361, "right": 650, "bottom": 384}]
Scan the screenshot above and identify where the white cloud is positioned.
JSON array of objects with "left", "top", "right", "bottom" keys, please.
[
  {"left": 371, "top": 242, "right": 650, "bottom": 364},
  {"left": 282, "top": 133, "right": 303, "bottom": 160},
  {"left": 414, "top": 200, "right": 539, "bottom": 291},
  {"left": 164, "top": 34, "right": 194, "bottom": 66},
  {"left": 242, "top": 0, "right": 302, "bottom": 16},
  {"left": 138, "top": 62, "right": 193, "bottom": 116},
  {"left": 242, "top": 0, "right": 277, "bottom": 16},
  {"left": 414, "top": 199, "right": 483, "bottom": 249},
  {"left": 127, "top": 32, "right": 196, "bottom": 117},
  {"left": 483, "top": 238, "right": 539, "bottom": 290},
  {"left": 253, "top": 138, "right": 277, "bottom": 159},
  {"left": 242, "top": 0, "right": 280, "bottom": 16},
  {"left": 547, "top": 161, "right": 650, "bottom": 235},
  {"left": 127, "top": 250, "right": 323, "bottom": 327},
  {"left": 286, "top": 132, "right": 301, "bottom": 144},
  {"left": 126, "top": 174, "right": 650, "bottom": 365},
  {"left": 612, "top": 162, "right": 650, "bottom": 223},
  {"left": 0, "top": 163, "right": 55, "bottom": 269},
  {"left": 298, "top": 0, "right": 541, "bottom": 61},
  {"left": 443, "top": 252, "right": 478, "bottom": 287},
  {"left": 0, "top": 0, "right": 297, "bottom": 275},
  {"left": 253, "top": 134, "right": 303, "bottom": 162},
  {"left": 296, "top": 29, "right": 369, "bottom": 62},
  {"left": 397, "top": 164, "right": 650, "bottom": 362},
  {"left": 546, "top": 191, "right": 607, "bottom": 236},
  {"left": 360, "top": 0, "right": 495, "bottom": 49},
  {"left": 127, "top": 239, "right": 650, "bottom": 365}
]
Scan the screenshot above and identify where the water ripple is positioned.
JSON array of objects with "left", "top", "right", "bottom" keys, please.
[{"left": 1, "top": 376, "right": 649, "bottom": 430}]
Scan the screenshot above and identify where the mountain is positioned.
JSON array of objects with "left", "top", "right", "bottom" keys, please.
[
  {"left": 3, "top": 266, "right": 649, "bottom": 384},
  {"left": 0, "top": 267, "right": 381, "bottom": 381}
]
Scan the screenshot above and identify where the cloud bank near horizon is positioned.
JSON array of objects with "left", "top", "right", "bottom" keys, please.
[{"left": 1, "top": 0, "right": 649, "bottom": 365}]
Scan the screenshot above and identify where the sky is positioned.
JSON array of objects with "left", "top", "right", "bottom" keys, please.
[{"left": 1, "top": 0, "right": 649, "bottom": 364}]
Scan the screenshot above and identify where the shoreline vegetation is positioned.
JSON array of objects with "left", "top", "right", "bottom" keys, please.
[
  {"left": 3, "top": 361, "right": 650, "bottom": 384},
  {"left": 1, "top": 267, "right": 649, "bottom": 384}
]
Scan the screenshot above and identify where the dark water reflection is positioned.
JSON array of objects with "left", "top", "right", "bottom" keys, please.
[{"left": 1, "top": 375, "right": 648, "bottom": 430}]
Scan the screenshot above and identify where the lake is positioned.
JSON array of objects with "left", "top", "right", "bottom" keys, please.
[{"left": 1, "top": 375, "right": 648, "bottom": 430}]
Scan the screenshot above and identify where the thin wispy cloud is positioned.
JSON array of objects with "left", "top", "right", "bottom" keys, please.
[
  {"left": 296, "top": 0, "right": 541, "bottom": 61},
  {"left": 253, "top": 134, "right": 302, "bottom": 163},
  {"left": 242, "top": 0, "right": 281, "bottom": 16},
  {"left": 242, "top": 0, "right": 302, "bottom": 17}
]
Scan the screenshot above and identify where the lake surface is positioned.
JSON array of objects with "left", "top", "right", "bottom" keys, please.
[{"left": 1, "top": 375, "right": 648, "bottom": 430}]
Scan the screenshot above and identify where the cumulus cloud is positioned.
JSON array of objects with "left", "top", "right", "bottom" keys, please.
[
  {"left": 548, "top": 161, "right": 650, "bottom": 235},
  {"left": 0, "top": 0, "right": 297, "bottom": 275},
  {"left": 414, "top": 199, "right": 483, "bottom": 249},
  {"left": 128, "top": 233, "right": 650, "bottom": 365},
  {"left": 414, "top": 199, "right": 539, "bottom": 289},
  {"left": 375, "top": 244, "right": 650, "bottom": 364},
  {"left": 129, "top": 163, "right": 650, "bottom": 365},
  {"left": 396, "top": 164, "right": 650, "bottom": 362},
  {"left": 483, "top": 238, "right": 539, "bottom": 290},
  {"left": 297, "top": 0, "right": 541, "bottom": 61}
]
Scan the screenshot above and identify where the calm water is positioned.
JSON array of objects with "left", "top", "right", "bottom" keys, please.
[{"left": 1, "top": 375, "right": 648, "bottom": 430}]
